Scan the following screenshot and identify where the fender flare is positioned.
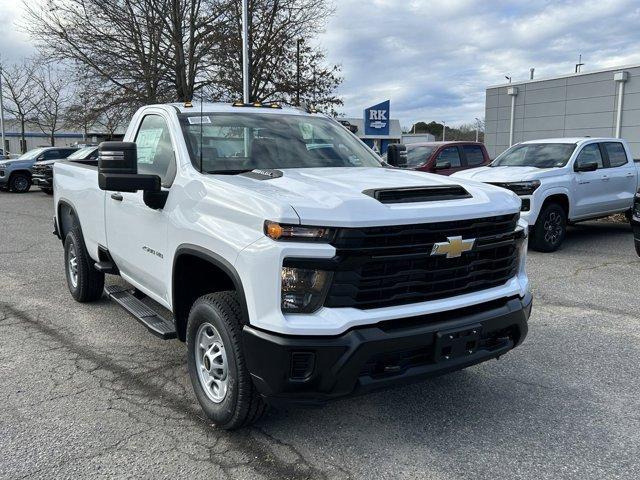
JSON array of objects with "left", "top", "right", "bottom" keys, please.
[
  {"left": 56, "top": 199, "right": 83, "bottom": 241},
  {"left": 172, "top": 244, "right": 250, "bottom": 326},
  {"left": 537, "top": 187, "right": 571, "bottom": 216}
]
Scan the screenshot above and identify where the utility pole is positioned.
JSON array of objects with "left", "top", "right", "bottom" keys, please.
[
  {"left": 296, "top": 38, "right": 303, "bottom": 106},
  {"left": 575, "top": 54, "right": 584, "bottom": 73},
  {"left": 441, "top": 121, "right": 446, "bottom": 141},
  {"left": 0, "top": 63, "right": 5, "bottom": 158},
  {"left": 241, "top": 0, "right": 250, "bottom": 103}
]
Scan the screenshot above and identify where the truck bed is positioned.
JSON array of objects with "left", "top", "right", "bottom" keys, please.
[{"left": 54, "top": 161, "right": 106, "bottom": 260}]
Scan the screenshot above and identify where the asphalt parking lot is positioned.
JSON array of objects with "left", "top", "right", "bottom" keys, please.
[{"left": 1, "top": 189, "right": 639, "bottom": 480}]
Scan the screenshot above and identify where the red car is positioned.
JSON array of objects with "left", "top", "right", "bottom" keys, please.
[{"left": 392, "top": 141, "right": 491, "bottom": 175}]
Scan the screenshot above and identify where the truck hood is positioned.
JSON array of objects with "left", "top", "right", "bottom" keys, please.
[
  {"left": 216, "top": 167, "right": 521, "bottom": 227},
  {"left": 452, "top": 165, "right": 560, "bottom": 182}
]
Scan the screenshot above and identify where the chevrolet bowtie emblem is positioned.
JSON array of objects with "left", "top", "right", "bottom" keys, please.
[{"left": 431, "top": 236, "right": 476, "bottom": 258}]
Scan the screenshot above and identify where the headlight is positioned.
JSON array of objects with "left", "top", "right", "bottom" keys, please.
[
  {"left": 265, "top": 221, "right": 334, "bottom": 242},
  {"left": 281, "top": 267, "right": 331, "bottom": 313},
  {"left": 496, "top": 180, "right": 541, "bottom": 196}
]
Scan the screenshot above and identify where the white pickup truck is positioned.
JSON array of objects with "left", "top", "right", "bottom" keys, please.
[
  {"left": 53, "top": 102, "right": 531, "bottom": 429},
  {"left": 453, "top": 138, "right": 640, "bottom": 252}
]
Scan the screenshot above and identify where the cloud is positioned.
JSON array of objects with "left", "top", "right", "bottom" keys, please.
[
  {"left": 319, "top": 0, "right": 640, "bottom": 127},
  {"left": 0, "top": 0, "right": 37, "bottom": 64}
]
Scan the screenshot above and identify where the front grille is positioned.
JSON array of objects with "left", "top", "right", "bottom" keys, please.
[
  {"left": 32, "top": 165, "right": 52, "bottom": 178},
  {"left": 323, "top": 214, "right": 521, "bottom": 310}
]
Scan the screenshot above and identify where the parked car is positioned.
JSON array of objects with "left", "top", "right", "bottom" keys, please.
[
  {"left": 0, "top": 146, "right": 77, "bottom": 193},
  {"left": 632, "top": 190, "right": 640, "bottom": 256},
  {"left": 452, "top": 138, "right": 640, "bottom": 252},
  {"left": 385, "top": 141, "right": 490, "bottom": 175},
  {"left": 33, "top": 146, "right": 98, "bottom": 194},
  {"left": 53, "top": 102, "right": 531, "bottom": 429}
]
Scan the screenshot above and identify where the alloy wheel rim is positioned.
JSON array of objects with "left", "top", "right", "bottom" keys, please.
[
  {"left": 195, "top": 322, "right": 229, "bottom": 403},
  {"left": 15, "top": 177, "right": 28, "bottom": 191},
  {"left": 543, "top": 211, "right": 562, "bottom": 244},
  {"left": 68, "top": 243, "right": 78, "bottom": 288}
]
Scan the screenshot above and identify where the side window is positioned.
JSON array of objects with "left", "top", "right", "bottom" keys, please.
[
  {"left": 43, "top": 150, "right": 59, "bottom": 160},
  {"left": 135, "top": 115, "right": 176, "bottom": 187},
  {"left": 603, "top": 142, "right": 628, "bottom": 167},
  {"left": 575, "top": 144, "right": 604, "bottom": 169},
  {"left": 436, "top": 147, "right": 462, "bottom": 168},
  {"left": 462, "top": 145, "right": 485, "bottom": 166}
]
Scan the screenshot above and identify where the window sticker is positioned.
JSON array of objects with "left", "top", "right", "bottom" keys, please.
[
  {"left": 137, "top": 128, "right": 163, "bottom": 164},
  {"left": 188, "top": 116, "right": 212, "bottom": 125}
]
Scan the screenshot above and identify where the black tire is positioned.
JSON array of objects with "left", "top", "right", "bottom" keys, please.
[
  {"left": 186, "top": 292, "right": 266, "bottom": 430},
  {"left": 530, "top": 203, "right": 567, "bottom": 252},
  {"left": 41, "top": 188, "right": 53, "bottom": 195},
  {"left": 9, "top": 173, "right": 31, "bottom": 193},
  {"left": 64, "top": 224, "right": 105, "bottom": 302}
]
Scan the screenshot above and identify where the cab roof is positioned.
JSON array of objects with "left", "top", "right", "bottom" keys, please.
[
  {"left": 519, "top": 137, "right": 621, "bottom": 145},
  {"left": 166, "top": 101, "right": 311, "bottom": 116}
]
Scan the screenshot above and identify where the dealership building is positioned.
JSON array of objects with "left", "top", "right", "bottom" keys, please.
[{"left": 484, "top": 64, "right": 640, "bottom": 159}]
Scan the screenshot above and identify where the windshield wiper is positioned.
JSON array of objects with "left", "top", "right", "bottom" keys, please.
[{"left": 205, "top": 169, "right": 254, "bottom": 175}]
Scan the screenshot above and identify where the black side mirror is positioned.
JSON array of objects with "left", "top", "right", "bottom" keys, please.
[
  {"left": 574, "top": 159, "right": 598, "bottom": 172},
  {"left": 387, "top": 144, "right": 407, "bottom": 168},
  {"left": 98, "top": 141, "right": 160, "bottom": 193},
  {"left": 434, "top": 161, "right": 451, "bottom": 171}
]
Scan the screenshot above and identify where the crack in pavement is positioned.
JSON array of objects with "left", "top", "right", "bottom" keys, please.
[{"left": 0, "top": 302, "right": 338, "bottom": 480}]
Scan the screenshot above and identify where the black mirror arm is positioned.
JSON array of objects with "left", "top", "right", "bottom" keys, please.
[{"left": 143, "top": 190, "right": 169, "bottom": 210}]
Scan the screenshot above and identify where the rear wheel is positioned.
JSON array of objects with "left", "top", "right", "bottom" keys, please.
[
  {"left": 9, "top": 173, "right": 31, "bottom": 193},
  {"left": 530, "top": 203, "right": 567, "bottom": 252},
  {"left": 64, "top": 225, "right": 105, "bottom": 302},
  {"left": 186, "top": 292, "right": 266, "bottom": 430}
]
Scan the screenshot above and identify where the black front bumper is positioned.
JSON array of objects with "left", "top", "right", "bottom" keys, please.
[
  {"left": 32, "top": 174, "right": 52, "bottom": 187},
  {"left": 243, "top": 293, "right": 532, "bottom": 406}
]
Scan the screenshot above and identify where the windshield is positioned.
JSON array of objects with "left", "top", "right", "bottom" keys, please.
[
  {"left": 179, "top": 113, "right": 382, "bottom": 173},
  {"left": 405, "top": 145, "right": 437, "bottom": 168},
  {"left": 492, "top": 143, "right": 576, "bottom": 168},
  {"left": 67, "top": 147, "right": 97, "bottom": 160},
  {"left": 18, "top": 148, "right": 47, "bottom": 160}
]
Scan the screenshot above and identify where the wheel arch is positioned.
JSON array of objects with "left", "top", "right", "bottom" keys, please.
[
  {"left": 172, "top": 244, "right": 250, "bottom": 342},
  {"left": 9, "top": 169, "right": 32, "bottom": 179},
  {"left": 538, "top": 191, "right": 570, "bottom": 220},
  {"left": 57, "top": 200, "right": 82, "bottom": 242}
]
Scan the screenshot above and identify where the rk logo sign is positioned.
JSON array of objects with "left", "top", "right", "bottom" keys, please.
[{"left": 364, "top": 100, "right": 390, "bottom": 136}]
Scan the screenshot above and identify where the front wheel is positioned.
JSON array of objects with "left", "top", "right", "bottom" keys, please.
[
  {"left": 186, "top": 292, "right": 266, "bottom": 430},
  {"left": 530, "top": 203, "right": 567, "bottom": 252},
  {"left": 64, "top": 226, "right": 105, "bottom": 302},
  {"left": 9, "top": 174, "right": 31, "bottom": 193}
]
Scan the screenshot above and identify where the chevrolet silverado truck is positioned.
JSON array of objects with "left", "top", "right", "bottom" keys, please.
[
  {"left": 53, "top": 102, "right": 531, "bottom": 429},
  {"left": 33, "top": 146, "right": 99, "bottom": 194},
  {"left": 453, "top": 138, "right": 640, "bottom": 252}
]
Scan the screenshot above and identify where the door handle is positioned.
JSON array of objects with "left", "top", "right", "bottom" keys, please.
[
  {"left": 602, "top": 176, "right": 610, "bottom": 181},
  {"left": 110, "top": 193, "right": 123, "bottom": 201}
]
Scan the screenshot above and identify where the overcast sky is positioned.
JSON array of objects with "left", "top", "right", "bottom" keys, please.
[{"left": 2, "top": 0, "right": 640, "bottom": 128}]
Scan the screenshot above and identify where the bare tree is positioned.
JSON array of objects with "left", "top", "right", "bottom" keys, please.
[
  {"left": 24, "top": 0, "right": 342, "bottom": 108},
  {"left": 30, "top": 64, "right": 73, "bottom": 146},
  {"left": 0, "top": 59, "right": 38, "bottom": 153},
  {"left": 210, "top": 0, "right": 342, "bottom": 109},
  {"left": 96, "top": 104, "right": 129, "bottom": 139}
]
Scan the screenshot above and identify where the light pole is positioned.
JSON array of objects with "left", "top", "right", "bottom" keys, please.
[
  {"left": 296, "top": 38, "right": 303, "bottom": 106},
  {"left": 474, "top": 117, "right": 481, "bottom": 142},
  {"left": 241, "top": 0, "right": 250, "bottom": 103},
  {"left": 441, "top": 121, "right": 446, "bottom": 141}
]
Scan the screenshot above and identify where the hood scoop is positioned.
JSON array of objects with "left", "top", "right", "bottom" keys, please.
[{"left": 363, "top": 185, "right": 472, "bottom": 204}]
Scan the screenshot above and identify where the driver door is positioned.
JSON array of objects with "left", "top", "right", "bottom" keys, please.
[{"left": 105, "top": 113, "right": 177, "bottom": 302}]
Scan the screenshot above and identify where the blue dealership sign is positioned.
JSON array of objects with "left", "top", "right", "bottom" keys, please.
[{"left": 364, "top": 100, "right": 390, "bottom": 136}]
